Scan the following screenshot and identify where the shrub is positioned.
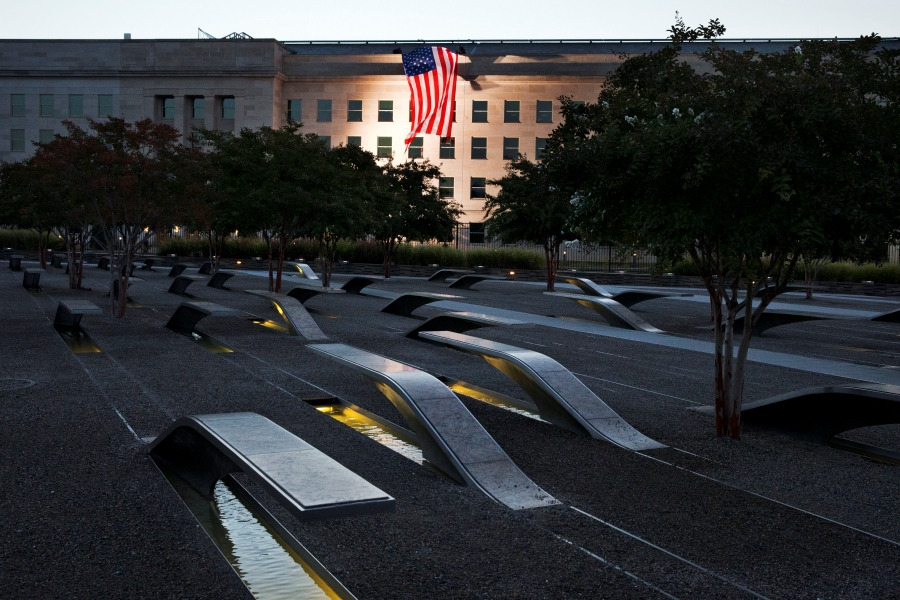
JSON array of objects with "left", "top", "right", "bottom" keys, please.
[
  {"left": 817, "top": 261, "right": 900, "bottom": 284},
  {"left": 0, "top": 228, "right": 65, "bottom": 251}
]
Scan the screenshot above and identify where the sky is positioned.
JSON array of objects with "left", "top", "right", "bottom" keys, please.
[{"left": 0, "top": 0, "right": 897, "bottom": 41}]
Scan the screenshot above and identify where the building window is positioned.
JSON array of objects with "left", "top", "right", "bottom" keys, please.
[
  {"left": 472, "top": 100, "right": 488, "bottom": 123},
  {"left": 504, "top": 100, "right": 520, "bottom": 123},
  {"left": 537, "top": 100, "right": 553, "bottom": 123},
  {"left": 470, "top": 177, "right": 486, "bottom": 199},
  {"left": 469, "top": 222, "right": 485, "bottom": 244},
  {"left": 317, "top": 135, "right": 331, "bottom": 149},
  {"left": 440, "top": 137, "right": 455, "bottom": 159},
  {"left": 347, "top": 100, "right": 362, "bottom": 122},
  {"left": 221, "top": 97, "right": 235, "bottom": 119},
  {"left": 69, "top": 95, "right": 83, "bottom": 117},
  {"left": 39, "top": 95, "right": 54, "bottom": 117},
  {"left": 192, "top": 97, "right": 205, "bottom": 119},
  {"left": 11, "top": 94, "right": 25, "bottom": 117},
  {"left": 161, "top": 96, "right": 175, "bottom": 119},
  {"left": 39, "top": 129, "right": 54, "bottom": 144},
  {"left": 378, "top": 100, "right": 393, "bottom": 122},
  {"left": 408, "top": 137, "right": 423, "bottom": 159},
  {"left": 377, "top": 136, "right": 392, "bottom": 158},
  {"left": 98, "top": 95, "right": 113, "bottom": 117},
  {"left": 571, "top": 101, "right": 586, "bottom": 107},
  {"left": 288, "top": 99, "right": 302, "bottom": 122},
  {"left": 439, "top": 177, "right": 454, "bottom": 198},
  {"left": 471, "top": 137, "right": 487, "bottom": 159},
  {"left": 503, "top": 137, "right": 519, "bottom": 160},
  {"left": 317, "top": 99, "right": 332, "bottom": 122},
  {"left": 10, "top": 129, "right": 25, "bottom": 152},
  {"left": 452, "top": 101, "right": 457, "bottom": 122},
  {"left": 535, "top": 138, "right": 548, "bottom": 160},
  {"left": 347, "top": 136, "right": 361, "bottom": 147}
]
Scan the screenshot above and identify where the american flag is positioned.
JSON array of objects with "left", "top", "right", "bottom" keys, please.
[{"left": 403, "top": 46, "right": 458, "bottom": 149}]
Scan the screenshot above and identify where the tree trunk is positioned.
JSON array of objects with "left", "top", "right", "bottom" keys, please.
[
  {"left": 382, "top": 240, "right": 393, "bottom": 278},
  {"left": 37, "top": 231, "right": 47, "bottom": 269},
  {"left": 543, "top": 238, "right": 559, "bottom": 291},
  {"left": 710, "top": 277, "right": 727, "bottom": 437},
  {"left": 319, "top": 236, "right": 336, "bottom": 288},
  {"left": 265, "top": 235, "right": 274, "bottom": 292},
  {"left": 275, "top": 243, "right": 286, "bottom": 293}
]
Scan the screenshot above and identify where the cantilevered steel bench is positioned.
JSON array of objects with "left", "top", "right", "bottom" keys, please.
[
  {"left": 165, "top": 301, "right": 240, "bottom": 336},
  {"left": 287, "top": 262, "right": 320, "bottom": 280},
  {"left": 418, "top": 330, "right": 666, "bottom": 451},
  {"left": 556, "top": 276, "right": 691, "bottom": 308},
  {"left": 97, "top": 256, "right": 110, "bottom": 270},
  {"left": 168, "top": 274, "right": 205, "bottom": 296},
  {"left": 50, "top": 254, "right": 64, "bottom": 268},
  {"left": 198, "top": 261, "right": 212, "bottom": 275},
  {"left": 306, "top": 343, "right": 557, "bottom": 510},
  {"left": 732, "top": 311, "right": 833, "bottom": 336},
  {"left": 406, "top": 311, "right": 527, "bottom": 339},
  {"left": 54, "top": 299, "right": 103, "bottom": 329},
  {"left": 695, "top": 383, "right": 900, "bottom": 462},
  {"left": 207, "top": 271, "right": 234, "bottom": 290},
  {"left": 167, "top": 263, "right": 189, "bottom": 277},
  {"left": 341, "top": 276, "right": 382, "bottom": 295},
  {"left": 428, "top": 268, "right": 473, "bottom": 282},
  {"left": 286, "top": 282, "right": 346, "bottom": 304},
  {"left": 544, "top": 292, "right": 663, "bottom": 333},
  {"left": 246, "top": 290, "right": 329, "bottom": 341},
  {"left": 9, "top": 255, "right": 23, "bottom": 271},
  {"left": 138, "top": 258, "right": 160, "bottom": 271},
  {"left": 381, "top": 292, "right": 463, "bottom": 317},
  {"left": 148, "top": 412, "right": 395, "bottom": 520},
  {"left": 448, "top": 274, "right": 507, "bottom": 290},
  {"left": 22, "top": 268, "right": 44, "bottom": 290}
]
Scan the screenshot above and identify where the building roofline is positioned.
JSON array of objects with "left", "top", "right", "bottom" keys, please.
[{"left": 280, "top": 37, "right": 900, "bottom": 44}]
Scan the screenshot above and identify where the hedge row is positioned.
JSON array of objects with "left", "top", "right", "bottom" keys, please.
[
  {"left": 0, "top": 229, "right": 65, "bottom": 251},
  {"left": 154, "top": 236, "right": 546, "bottom": 270},
  {"left": 669, "top": 258, "right": 900, "bottom": 284}
]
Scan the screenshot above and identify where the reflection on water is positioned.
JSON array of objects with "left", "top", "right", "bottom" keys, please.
[
  {"left": 55, "top": 326, "right": 102, "bottom": 353},
  {"left": 161, "top": 470, "right": 341, "bottom": 600},
  {"left": 190, "top": 331, "right": 233, "bottom": 353},
  {"left": 315, "top": 405, "right": 424, "bottom": 464},
  {"left": 446, "top": 382, "right": 544, "bottom": 422}
]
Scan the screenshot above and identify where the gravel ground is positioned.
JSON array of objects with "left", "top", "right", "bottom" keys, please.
[{"left": 2, "top": 264, "right": 899, "bottom": 599}]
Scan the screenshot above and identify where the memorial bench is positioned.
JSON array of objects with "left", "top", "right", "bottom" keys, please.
[
  {"left": 406, "top": 311, "right": 527, "bottom": 339},
  {"left": 544, "top": 292, "right": 663, "bottom": 333},
  {"left": 168, "top": 274, "right": 206, "bottom": 296},
  {"left": 341, "top": 276, "right": 382, "bottom": 295},
  {"left": 207, "top": 271, "right": 234, "bottom": 290},
  {"left": 694, "top": 383, "right": 900, "bottom": 462},
  {"left": 148, "top": 412, "right": 395, "bottom": 521},
  {"left": 287, "top": 262, "right": 320, "bottom": 280},
  {"left": 54, "top": 299, "right": 103, "bottom": 329},
  {"left": 138, "top": 258, "right": 161, "bottom": 271},
  {"left": 380, "top": 292, "right": 463, "bottom": 317},
  {"left": 427, "top": 268, "right": 473, "bottom": 282},
  {"left": 22, "top": 268, "right": 44, "bottom": 290},
  {"left": 557, "top": 276, "right": 691, "bottom": 308},
  {"left": 731, "top": 311, "right": 833, "bottom": 336},
  {"left": 165, "top": 301, "right": 240, "bottom": 336},
  {"left": 50, "top": 254, "right": 64, "bottom": 268},
  {"left": 9, "top": 255, "right": 23, "bottom": 271},
  {"left": 246, "top": 290, "right": 329, "bottom": 341},
  {"left": 198, "top": 261, "right": 212, "bottom": 275},
  {"left": 286, "top": 282, "right": 346, "bottom": 304},
  {"left": 448, "top": 274, "right": 508, "bottom": 290},
  {"left": 96, "top": 256, "right": 110, "bottom": 270},
  {"left": 418, "top": 330, "right": 666, "bottom": 451},
  {"left": 306, "top": 343, "right": 557, "bottom": 510},
  {"left": 167, "top": 264, "right": 189, "bottom": 277}
]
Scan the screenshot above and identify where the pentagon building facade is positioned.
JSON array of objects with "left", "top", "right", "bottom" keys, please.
[{"left": 3, "top": 37, "right": 886, "bottom": 219}]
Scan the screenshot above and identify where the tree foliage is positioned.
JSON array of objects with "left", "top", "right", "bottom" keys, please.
[
  {"left": 547, "top": 20, "right": 900, "bottom": 437},
  {"left": 485, "top": 156, "right": 576, "bottom": 290}
]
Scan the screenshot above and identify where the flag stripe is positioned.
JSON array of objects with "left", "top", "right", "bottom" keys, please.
[{"left": 403, "top": 46, "right": 458, "bottom": 150}]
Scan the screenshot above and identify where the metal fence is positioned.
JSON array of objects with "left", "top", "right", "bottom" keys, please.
[{"left": 443, "top": 223, "right": 659, "bottom": 272}]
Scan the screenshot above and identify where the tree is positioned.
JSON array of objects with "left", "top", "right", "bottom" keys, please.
[
  {"left": 372, "top": 159, "right": 460, "bottom": 278},
  {"left": 550, "top": 20, "right": 900, "bottom": 438},
  {"left": 0, "top": 159, "right": 57, "bottom": 270},
  {"left": 304, "top": 143, "right": 375, "bottom": 287},
  {"left": 485, "top": 156, "right": 576, "bottom": 291},
  {"left": 203, "top": 124, "right": 328, "bottom": 292}
]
